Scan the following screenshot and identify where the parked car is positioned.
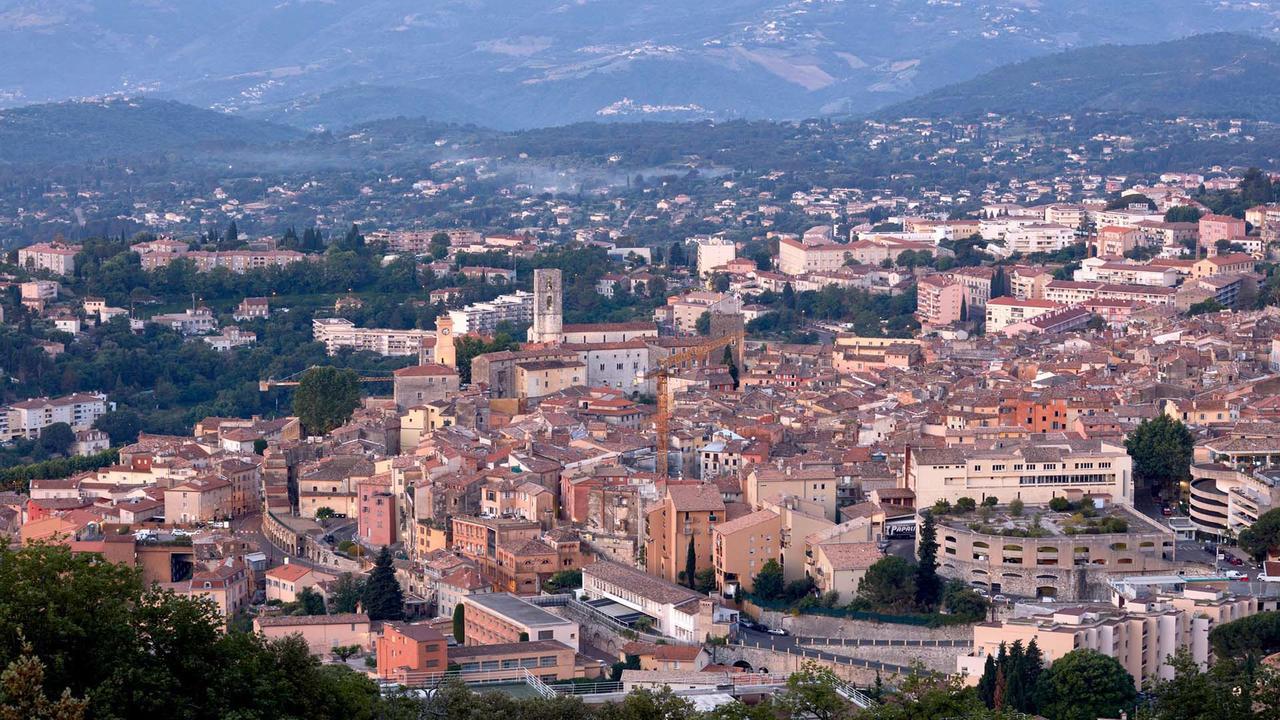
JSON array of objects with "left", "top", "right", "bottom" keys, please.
[
  {"left": 1230, "top": 556, "right": 1245, "bottom": 567},
  {"left": 1224, "top": 570, "right": 1247, "bottom": 580},
  {"left": 1161, "top": 506, "right": 1173, "bottom": 517},
  {"left": 1258, "top": 573, "right": 1280, "bottom": 583},
  {"left": 992, "top": 594, "right": 1009, "bottom": 605},
  {"left": 766, "top": 626, "right": 789, "bottom": 636}
]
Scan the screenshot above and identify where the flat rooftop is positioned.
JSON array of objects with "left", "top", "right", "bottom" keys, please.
[
  {"left": 467, "top": 592, "right": 569, "bottom": 627},
  {"left": 938, "top": 502, "right": 1165, "bottom": 538}
]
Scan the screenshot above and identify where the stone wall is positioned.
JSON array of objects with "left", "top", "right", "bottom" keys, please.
[{"left": 718, "top": 644, "right": 890, "bottom": 685}]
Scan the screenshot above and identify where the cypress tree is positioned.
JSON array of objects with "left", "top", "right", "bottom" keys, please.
[
  {"left": 977, "top": 653, "right": 997, "bottom": 708},
  {"left": 452, "top": 603, "right": 465, "bottom": 643},
  {"left": 684, "top": 537, "right": 697, "bottom": 589},
  {"left": 723, "top": 345, "right": 739, "bottom": 389},
  {"left": 361, "top": 546, "right": 404, "bottom": 621},
  {"left": 914, "top": 511, "right": 942, "bottom": 609}
]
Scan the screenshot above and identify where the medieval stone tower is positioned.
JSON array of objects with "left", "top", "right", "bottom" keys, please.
[{"left": 529, "top": 268, "right": 563, "bottom": 343}]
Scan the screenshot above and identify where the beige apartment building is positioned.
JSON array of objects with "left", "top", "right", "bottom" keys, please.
[
  {"left": 984, "top": 297, "right": 1062, "bottom": 333},
  {"left": 745, "top": 465, "right": 838, "bottom": 521},
  {"left": 255, "top": 613, "right": 372, "bottom": 656},
  {"left": 905, "top": 436, "right": 1133, "bottom": 510},
  {"left": 959, "top": 583, "right": 1266, "bottom": 686},
  {"left": 712, "top": 509, "right": 780, "bottom": 595},
  {"left": 164, "top": 476, "right": 234, "bottom": 524},
  {"left": 645, "top": 484, "right": 725, "bottom": 585},
  {"left": 777, "top": 237, "right": 852, "bottom": 276}
]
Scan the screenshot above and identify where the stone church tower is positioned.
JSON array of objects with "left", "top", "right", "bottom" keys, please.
[{"left": 529, "top": 268, "right": 563, "bottom": 344}]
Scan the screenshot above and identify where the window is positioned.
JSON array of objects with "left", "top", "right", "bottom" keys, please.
[{"left": 540, "top": 656, "right": 557, "bottom": 667}]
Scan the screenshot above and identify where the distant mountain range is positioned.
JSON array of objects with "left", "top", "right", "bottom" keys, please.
[
  {"left": 2, "top": 1, "right": 1280, "bottom": 129},
  {"left": 880, "top": 33, "right": 1280, "bottom": 121}
]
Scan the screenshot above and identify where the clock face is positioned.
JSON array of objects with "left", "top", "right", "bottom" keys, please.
[{"left": 441, "top": 328, "right": 450, "bottom": 335}]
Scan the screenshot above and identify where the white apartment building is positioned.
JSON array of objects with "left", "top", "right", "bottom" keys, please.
[
  {"left": 694, "top": 236, "right": 737, "bottom": 277},
  {"left": 906, "top": 437, "right": 1133, "bottom": 510},
  {"left": 998, "top": 223, "right": 1076, "bottom": 255},
  {"left": 151, "top": 307, "right": 218, "bottom": 335},
  {"left": 18, "top": 243, "right": 81, "bottom": 276},
  {"left": 1043, "top": 281, "right": 1176, "bottom": 307},
  {"left": 1073, "top": 258, "right": 1180, "bottom": 287},
  {"left": 447, "top": 291, "right": 534, "bottom": 335},
  {"left": 311, "top": 318, "right": 436, "bottom": 357},
  {"left": 5, "top": 392, "right": 112, "bottom": 440}
]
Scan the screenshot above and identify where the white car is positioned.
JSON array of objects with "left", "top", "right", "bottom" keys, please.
[
  {"left": 1258, "top": 574, "right": 1280, "bottom": 583},
  {"left": 1224, "top": 570, "right": 1247, "bottom": 580},
  {"left": 766, "top": 627, "right": 789, "bottom": 636}
]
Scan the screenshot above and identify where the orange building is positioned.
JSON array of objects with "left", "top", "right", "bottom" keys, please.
[{"left": 376, "top": 622, "right": 447, "bottom": 680}]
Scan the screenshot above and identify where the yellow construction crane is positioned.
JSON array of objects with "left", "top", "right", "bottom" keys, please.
[
  {"left": 257, "top": 367, "right": 394, "bottom": 392},
  {"left": 649, "top": 329, "right": 744, "bottom": 477}
]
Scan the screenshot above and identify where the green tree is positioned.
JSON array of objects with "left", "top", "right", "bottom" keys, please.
[
  {"left": 684, "top": 536, "right": 697, "bottom": 589},
  {"left": 429, "top": 232, "right": 451, "bottom": 260},
  {"left": 695, "top": 311, "right": 711, "bottom": 336},
  {"left": 1208, "top": 610, "right": 1280, "bottom": 659},
  {"left": 289, "top": 587, "right": 327, "bottom": 616},
  {"left": 775, "top": 661, "right": 854, "bottom": 720},
  {"left": 292, "top": 366, "right": 361, "bottom": 436},
  {"left": 942, "top": 581, "right": 989, "bottom": 622},
  {"left": 252, "top": 438, "right": 268, "bottom": 455},
  {"left": 722, "top": 345, "right": 739, "bottom": 389},
  {"left": 751, "top": 558, "right": 785, "bottom": 601},
  {"left": 331, "top": 645, "right": 359, "bottom": 663},
  {"left": 454, "top": 332, "right": 520, "bottom": 384},
  {"left": 1187, "top": 298, "right": 1226, "bottom": 316},
  {"left": 329, "top": 573, "right": 365, "bottom": 614},
  {"left": 1164, "top": 206, "right": 1202, "bottom": 223},
  {"left": 0, "top": 641, "right": 88, "bottom": 720},
  {"left": 38, "top": 423, "right": 75, "bottom": 457},
  {"left": 1239, "top": 508, "right": 1280, "bottom": 559},
  {"left": 361, "top": 546, "right": 404, "bottom": 622},
  {"left": 1125, "top": 415, "right": 1195, "bottom": 498},
  {"left": 991, "top": 265, "right": 1008, "bottom": 299},
  {"left": 92, "top": 409, "right": 142, "bottom": 446},
  {"left": 595, "top": 686, "right": 697, "bottom": 720},
  {"left": 452, "top": 603, "right": 465, "bottom": 644},
  {"left": 869, "top": 669, "right": 989, "bottom": 720},
  {"left": 543, "top": 569, "right": 583, "bottom": 593},
  {"left": 694, "top": 568, "right": 717, "bottom": 594},
  {"left": 1034, "top": 649, "right": 1136, "bottom": 720},
  {"left": 0, "top": 543, "right": 404, "bottom": 720},
  {"left": 857, "top": 555, "right": 916, "bottom": 612},
  {"left": 915, "top": 512, "right": 942, "bottom": 610},
  {"left": 1143, "top": 650, "right": 1257, "bottom": 720}
]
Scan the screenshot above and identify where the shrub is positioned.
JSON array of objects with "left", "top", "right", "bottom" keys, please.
[{"left": 1048, "top": 496, "right": 1071, "bottom": 512}]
